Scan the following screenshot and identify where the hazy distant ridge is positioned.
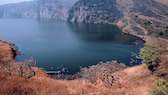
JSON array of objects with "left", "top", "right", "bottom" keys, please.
[
  {"left": 0, "top": 1, "right": 38, "bottom": 18},
  {"left": 0, "top": 0, "right": 77, "bottom": 20}
]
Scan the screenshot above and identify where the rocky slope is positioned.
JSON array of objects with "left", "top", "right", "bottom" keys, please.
[{"left": 69, "top": 0, "right": 168, "bottom": 37}]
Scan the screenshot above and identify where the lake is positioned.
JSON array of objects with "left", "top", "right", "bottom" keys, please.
[{"left": 0, "top": 18, "right": 144, "bottom": 74}]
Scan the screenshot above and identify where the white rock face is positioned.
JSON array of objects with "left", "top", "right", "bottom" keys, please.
[
  {"left": 0, "top": 0, "right": 77, "bottom": 20},
  {"left": 68, "top": 0, "right": 123, "bottom": 24}
]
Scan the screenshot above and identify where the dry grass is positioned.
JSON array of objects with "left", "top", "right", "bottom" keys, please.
[
  {"left": 111, "top": 64, "right": 156, "bottom": 95},
  {"left": 0, "top": 64, "right": 156, "bottom": 95},
  {"left": 0, "top": 40, "right": 15, "bottom": 63}
]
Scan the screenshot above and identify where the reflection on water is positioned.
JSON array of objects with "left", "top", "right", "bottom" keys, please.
[
  {"left": 68, "top": 23, "right": 140, "bottom": 44},
  {"left": 0, "top": 19, "right": 144, "bottom": 74}
]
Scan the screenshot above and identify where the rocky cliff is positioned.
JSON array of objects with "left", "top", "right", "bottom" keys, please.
[
  {"left": 68, "top": 0, "right": 123, "bottom": 24},
  {"left": 0, "top": 0, "right": 77, "bottom": 20},
  {"left": 68, "top": 0, "right": 168, "bottom": 37},
  {"left": 37, "top": 0, "right": 77, "bottom": 20},
  {"left": 0, "top": 1, "right": 38, "bottom": 18}
]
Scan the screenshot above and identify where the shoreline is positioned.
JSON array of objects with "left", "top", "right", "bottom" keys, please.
[
  {"left": 0, "top": 31, "right": 166, "bottom": 95},
  {"left": 0, "top": 39, "right": 156, "bottom": 95},
  {"left": 0, "top": 22, "right": 168, "bottom": 76},
  {"left": 122, "top": 29, "right": 168, "bottom": 49},
  {"left": 1, "top": 31, "right": 168, "bottom": 67}
]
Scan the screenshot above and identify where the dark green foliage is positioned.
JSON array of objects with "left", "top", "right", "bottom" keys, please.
[
  {"left": 140, "top": 44, "right": 161, "bottom": 72},
  {"left": 151, "top": 79, "right": 168, "bottom": 95}
]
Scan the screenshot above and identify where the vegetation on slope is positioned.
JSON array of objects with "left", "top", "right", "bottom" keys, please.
[
  {"left": 151, "top": 78, "right": 168, "bottom": 95},
  {"left": 140, "top": 44, "right": 162, "bottom": 72},
  {"left": 140, "top": 43, "right": 168, "bottom": 95},
  {"left": 133, "top": 15, "right": 168, "bottom": 39}
]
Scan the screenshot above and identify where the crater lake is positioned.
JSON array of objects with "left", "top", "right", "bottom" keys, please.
[{"left": 0, "top": 18, "right": 144, "bottom": 74}]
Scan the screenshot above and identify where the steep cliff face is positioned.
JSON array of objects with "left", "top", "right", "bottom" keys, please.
[
  {"left": 37, "top": 0, "right": 77, "bottom": 20},
  {"left": 69, "top": 0, "right": 168, "bottom": 36},
  {"left": 0, "top": 1, "right": 37, "bottom": 18},
  {"left": 0, "top": 0, "right": 77, "bottom": 20},
  {"left": 68, "top": 0, "right": 123, "bottom": 24}
]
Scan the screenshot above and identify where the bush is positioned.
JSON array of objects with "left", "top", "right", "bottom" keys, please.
[
  {"left": 151, "top": 79, "right": 168, "bottom": 95},
  {"left": 140, "top": 44, "right": 161, "bottom": 72},
  {"left": 78, "top": 61, "right": 127, "bottom": 87}
]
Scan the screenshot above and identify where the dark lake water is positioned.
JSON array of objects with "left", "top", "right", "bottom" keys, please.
[{"left": 0, "top": 18, "right": 144, "bottom": 74}]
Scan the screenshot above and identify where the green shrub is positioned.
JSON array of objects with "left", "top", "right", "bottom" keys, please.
[
  {"left": 140, "top": 44, "right": 161, "bottom": 72},
  {"left": 151, "top": 79, "right": 168, "bottom": 95}
]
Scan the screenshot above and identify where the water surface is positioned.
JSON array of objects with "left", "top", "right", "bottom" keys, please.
[{"left": 0, "top": 19, "right": 144, "bottom": 74}]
